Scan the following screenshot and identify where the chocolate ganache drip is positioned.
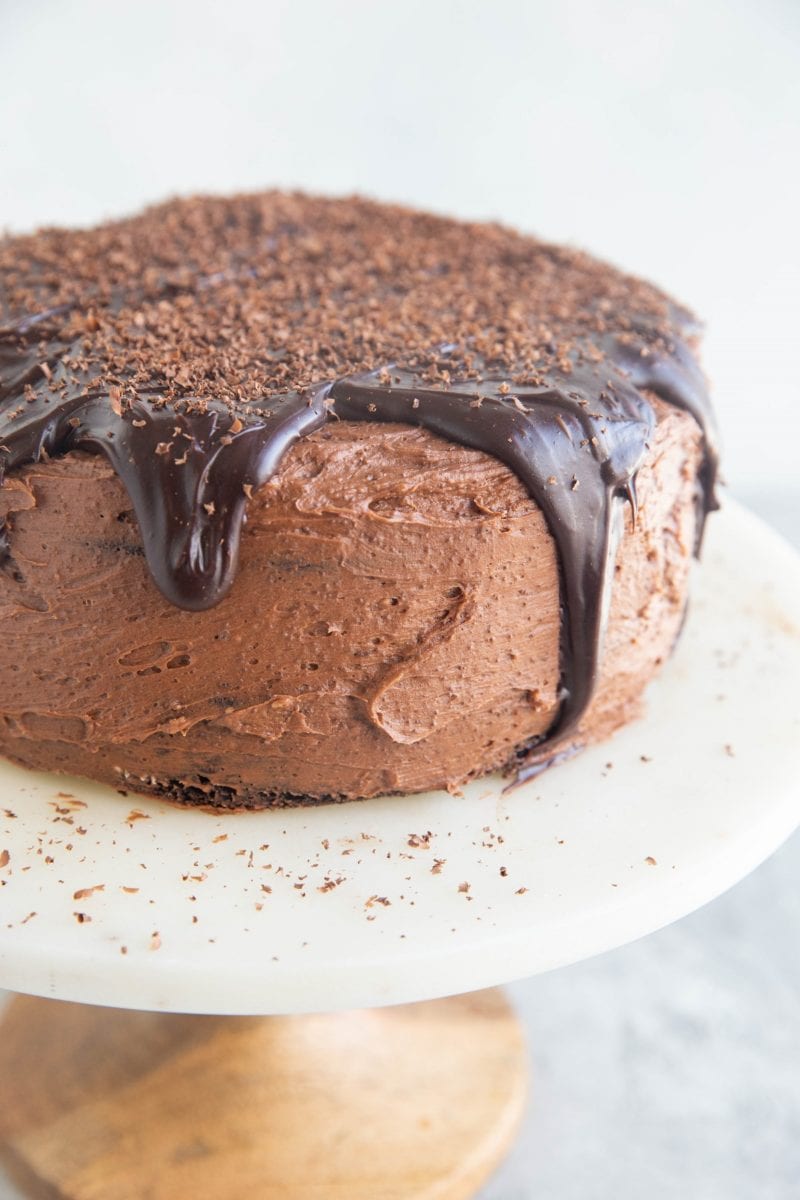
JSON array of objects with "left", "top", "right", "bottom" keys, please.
[
  {"left": 330, "top": 339, "right": 717, "bottom": 753},
  {"left": 0, "top": 193, "right": 718, "bottom": 770}
]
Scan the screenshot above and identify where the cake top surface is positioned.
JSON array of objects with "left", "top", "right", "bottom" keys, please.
[{"left": 1, "top": 190, "right": 689, "bottom": 409}]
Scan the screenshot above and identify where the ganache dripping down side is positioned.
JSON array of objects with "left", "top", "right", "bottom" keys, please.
[
  {"left": 0, "top": 305, "right": 717, "bottom": 770},
  {"left": 330, "top": 332, "right": 718, "bottom": 761}
]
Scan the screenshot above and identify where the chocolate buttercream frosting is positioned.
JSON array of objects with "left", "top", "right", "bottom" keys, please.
[{"left": 0, "top": 193, "right": 717, "bottom": 788}]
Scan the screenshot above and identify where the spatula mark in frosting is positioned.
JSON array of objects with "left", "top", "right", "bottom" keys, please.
[{"left": 0, "top": 313, "right": 717, "bottom": 769}]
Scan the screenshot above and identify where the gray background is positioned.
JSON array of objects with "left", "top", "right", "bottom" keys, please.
[{"left": 1, "top": 1, "right": 798, "bottom": 1195}]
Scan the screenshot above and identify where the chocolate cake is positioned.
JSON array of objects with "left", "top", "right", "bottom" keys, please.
[{"left": 0, "top": 192, "right": 717, "bottom": 807}]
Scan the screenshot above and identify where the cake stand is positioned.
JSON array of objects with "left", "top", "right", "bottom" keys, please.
[{"left": 0, "top": 499, "right": 798, "bottom": 1200}]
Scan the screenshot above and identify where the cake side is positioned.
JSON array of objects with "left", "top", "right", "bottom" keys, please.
[{"left": 0, "top": 399, "right": 701, "bottom": 806}]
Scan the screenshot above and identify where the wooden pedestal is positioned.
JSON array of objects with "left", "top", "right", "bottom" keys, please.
[{"left": 0, "top": 988, "right": 527, "bottom": 1200}]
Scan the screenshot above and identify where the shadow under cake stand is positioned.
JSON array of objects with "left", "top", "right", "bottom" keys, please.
[{"left": 0, "top": 500, "right": 798, "bottom": 1200}]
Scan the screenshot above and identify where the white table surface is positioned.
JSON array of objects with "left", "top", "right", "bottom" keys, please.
[{"left": 1, "top": 489, "right": 798, "bottom": 1198}]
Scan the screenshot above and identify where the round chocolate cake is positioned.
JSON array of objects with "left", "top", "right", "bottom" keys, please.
[{"left": 0, "top": 192, "right": 717, "bottom": 807}]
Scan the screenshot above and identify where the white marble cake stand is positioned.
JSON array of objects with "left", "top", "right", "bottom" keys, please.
[{"left": 0, "top": 499, "right": 798, "bottom": 1200}]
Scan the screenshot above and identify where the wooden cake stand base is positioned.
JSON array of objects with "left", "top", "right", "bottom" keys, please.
[{"left": 0, "top": 988, "right": 526, "bottom": 1200}]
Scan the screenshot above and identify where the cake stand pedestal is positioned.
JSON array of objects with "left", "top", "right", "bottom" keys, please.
[
  {"left": 0, "top": 989, "right": 525, "bottom": 1200},
  {"left": 0, "top": 502, "right": 798, "bottom": 1200}
]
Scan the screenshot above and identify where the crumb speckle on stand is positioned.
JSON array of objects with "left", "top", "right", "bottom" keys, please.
[{"left": 73, "top": 884, "right": 105, "bottom": 900}]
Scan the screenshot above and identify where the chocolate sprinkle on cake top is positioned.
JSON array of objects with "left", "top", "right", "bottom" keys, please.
[{"left": 0, "top": 192, "right": 717, "bottom": 767}]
